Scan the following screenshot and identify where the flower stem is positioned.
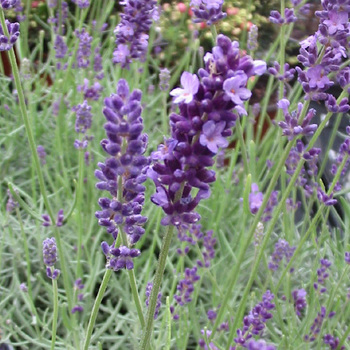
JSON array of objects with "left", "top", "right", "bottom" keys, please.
[
  {"left": 139, "top": 224, "right": 175, "bottom": 350},
  {"left": 76, "top": 148, "right": 85, "bottom": 277},
  {"left": 51, "top": 274, "right": 59, "bottom": 350},
  {"left": 83, "top": 269, "right": 113, "bottom": 350}
]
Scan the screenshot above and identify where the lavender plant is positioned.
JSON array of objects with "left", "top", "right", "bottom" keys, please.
[{"left": 2, "top": 1, "right": 350, "bottom": 350}]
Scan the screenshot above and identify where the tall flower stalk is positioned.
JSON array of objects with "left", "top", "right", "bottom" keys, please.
[
  {"left": 141, "top": 34, "right": 266, "bottom": 350},
  {"left": 83, "top": 79, "right": 148, "bottom": 349}
]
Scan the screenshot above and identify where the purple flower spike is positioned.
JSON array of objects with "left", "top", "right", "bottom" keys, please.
[
  {"left": 233, "top": 291, "right": 275, "bottom": 348},
  {"left": 43, "top": 237, "right": 58, "bottom": 267},
  {"left": 292, "top": 289, "right": 307, "bottom": 316},
  {"left": 249, "top": 183, "right": 263, "bottom": 214},
  {"left": 71, "top": 0, "right": 89, "bottom": 8},
  {"left": 200, "top": 121, "right": 228, "bottom": 153},
  {"left": 37, "top": 145, "right": 47, "bottom": 165},
  {"left": 170, "top": 72, "right": 199, "bottom": 104},
  {"left": 150, "top": 35, "right": 262, "bottom": 229},
  {"left": 268, "top": 239, "right": 296, "bottom": 271},
  {"left": 345, "top": 252, "right": 350, "bottom": 265},
  {"left": 0, "top": 19, "right": 20, "bottom": 51},
  {"left": 174, "top": 267, "right": 200, "bottom": 306},
  {"left": 0, "top": 0, "right": 18, "bottom": 9},
  {"left": 247, "top": 339, "right": 276, "bottom": 350},
  {"left": 113, "top": 0, "right": 157, "bottom": 68},
  {"left": 96, "top": 79, "right": 149, "bottom": 269},
  {"left": 190, "top": 0, "right": 226, "bottom": 26}
]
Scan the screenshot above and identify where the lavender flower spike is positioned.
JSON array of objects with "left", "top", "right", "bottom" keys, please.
[
  {"left": 0, "top": 0, "right": 19, "bottom": 9},
  {"left": 149, "top": 34, "right": 265, "bottom": 228},
  {"left": 190, "top": 0, "right": 227, "bottom": 26},
  {"left": 113, "top": 0, "right": 157, "bottom": 68},
  {"left": 0, "top": 19, "right": 20, "bottom": 51},
  {"left": 96, "top": 79, "right": 149, "bottom": 270},
  {"left": 43, "top": 237, "right": 60, "bottom": 280}
]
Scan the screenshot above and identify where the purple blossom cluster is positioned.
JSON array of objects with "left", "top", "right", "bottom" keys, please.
[
  {"left": 324, "top": 334, "right": 345, "bottom": 350},
  {"left": 314, "top": 258, "right": 332, "bottom": 294},
  {"left": 304, "top": 306, "right": 326, "bottom": 342},
  {"left": 232, "top": 291, "right": 275, "bottom": 349},
  {"left": 48, "top": 1, "right": 68, "bottom": 34},
  {"left": 268, "top": 239, "right": 296, "bottom": 271},
  {"left": 71, "top": 0, "right": 89, "bottom": 9},
  {"left": 6, "top": 189, "right": 18, "bottom": 213},
  {"left": 77, "top": 79, "right": 103, "bottom": 101},
  {"left": 175, "top": 224, "right": 216, "bottom": 268},
  {"left": 295, "top": 2, "right": 350, "bottom": 102},
  {"left": 198, "top": 329, "right": 219, "bottom": 350},
  {"left": 190, "top": 0, "right": 227, "bottom": 26},
  {"left": 42, "top": 237, "right": 60, "bottom": 280},
  {"left": 74, "top": 28, "right": 93, "bottom": 69},
  {"left": 248, "top": 184, "right": 278, "bottom": 222},
  {"left": 101, "top": 243, "right": 140, "bottom": 271},
  {"left": 247, "top": 24, "right": 258, "bottom": 52},
  {"left": 145, "top": 282, "right": 162, "bottom": 319},
  {"left": 93, "top": 46, "right": 104, "bottom": 80},
  {"left": 0, "top": 0, "right": 18, "bottom": 9},
  {"left": 113, "top": 0, "right": 158, "bottom": 68},
  {"left": 71, "top": 278, "right": 85, "bottom": 314},
  {"left": 0, "top": 19, "right": 20, "bottom": 51},
  {"left": 148, "top": 35, "right": 265, "bottom": 228},
  {"left": 277, "top": 100, "right": 317, "bottom": 141},
  {"left": 72, "top": 100, "right": 93, "bottom": 149},
  {"left": 95, "top": 79, "right": 149, "bottom": 270},
  {"left": 268, "top": 61, "right": 295, "bottom": 82},
  {"left": 246, "top": 339, "right": 276, "bottom": 350},
  {"left": 249, "top": 183, "right": 263, "bottom": 214},
  {"left": 37, "top": 145, "right": 47, "bottom": 165},
  {"left": 285, "top": 139, "right": 321, "bottom": 197},
  {"left": 269, "top": 8, "right": 297, "bottom": 24},
  {"left": 174, "top": 266, "right": 200, "bottom": 306},
  {"left": 292, "top": 288, "right": 307, "bottom": 317},
  {"left": 54, "top": 35, "right": 68, "bottom": 70},
  {"left": 42, "top": 209, "right": 64, "bottom": 227}
]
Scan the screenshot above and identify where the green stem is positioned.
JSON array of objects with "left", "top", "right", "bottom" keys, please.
[
  {"left": 76, "top": 148, "right": 85, "bottom": 277},
  {"left": 128, "top": 269, "right": 145, "bottom": 328},
  {"left": 235, "top": 117, "right": 249, "bottom": 175},
  {"left": 139, "top": 225, "right": 175, "bottom": 350},
  {"left": 83, "top": 269, "right": 113, "bottom": 350},
  {"left": 51, "top": 273, "right": 59, "bottom": 350},
  {"left": 210, "top": 25, "right": 217, "bottom": 43}
]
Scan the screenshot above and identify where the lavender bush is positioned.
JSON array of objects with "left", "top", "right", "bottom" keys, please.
[{"left": 1, "top": 1, "right": 350, "bottom": 350}]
